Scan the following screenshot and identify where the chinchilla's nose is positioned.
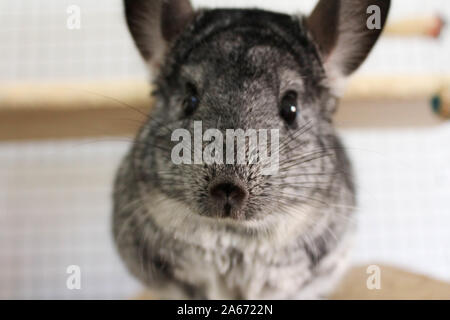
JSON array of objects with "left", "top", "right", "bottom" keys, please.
[{"left": 209, "top": 182, "right": 248, "bottom": 216}]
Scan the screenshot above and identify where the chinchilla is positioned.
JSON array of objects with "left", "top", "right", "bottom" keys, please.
[{"left": 113, "top": 0, "right": 390, "bottom": 299}]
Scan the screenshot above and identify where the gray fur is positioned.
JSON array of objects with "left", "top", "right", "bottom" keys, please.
[{"left": 113, "top": 0, "right": 390, "bottom": 299}]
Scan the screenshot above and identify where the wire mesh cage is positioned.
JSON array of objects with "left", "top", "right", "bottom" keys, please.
[{"left": 0, "top": 0, "right": 449, "bottom": 299}]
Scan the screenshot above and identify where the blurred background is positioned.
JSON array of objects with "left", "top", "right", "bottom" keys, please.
[{"left": 0, "top": 0, "right": 449, "bottom": 299}]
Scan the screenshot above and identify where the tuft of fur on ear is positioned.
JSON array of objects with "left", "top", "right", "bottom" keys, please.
[
  {"left": 124, "top": 0, "right": 194, "bottom": 70},
  {"left": 306, "top": 0, "right": 390, "bottom": 93}
]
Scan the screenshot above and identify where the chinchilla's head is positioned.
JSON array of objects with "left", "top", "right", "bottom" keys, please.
[{"left": 122, "top": 0, "right": 389, "bottom": 226}]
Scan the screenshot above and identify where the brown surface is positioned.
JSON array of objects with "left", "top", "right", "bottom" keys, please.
[
  {"left": 331, "top": 264, "right": 450, "bottom": 300},
  {"left": 133, "top": 264, "right": 450, "bottom": 300},
  {"left": 0, "top": 106, "right": 148, "bottom": 141}
]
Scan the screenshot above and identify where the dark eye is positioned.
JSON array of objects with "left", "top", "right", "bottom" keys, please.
[
  {"left": 280, "top": 91, "right": 298, "bottom": 125},
  {"left": 183, "top": 83, "right": 199, "bottom": 116}
]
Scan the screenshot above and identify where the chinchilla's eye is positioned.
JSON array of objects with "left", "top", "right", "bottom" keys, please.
[
  {"left": 280, "top": 91, "right": 298, "bottom": 125},
  {"left": 183, "top": 83, "right": 199, "bottom": 116}
]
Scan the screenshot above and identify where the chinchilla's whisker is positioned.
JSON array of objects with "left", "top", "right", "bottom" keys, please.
[
  {"left": 259, "top": 198, "right": 300, "bottom": 218},
  {"left": 82, "top": 89, "right": 149, "bottom": 119},
  {"left": 272, "top": 170, "right": 346, "bottom": 180},
  {"left": 253, "top": 144, "right": 331, "bottom": 174},
  {"left": 277, "top": 145, "right": 350, "bottom": 165},
  {"left": 275, "top": 191, "right": 328, "bottom": 205},
  {"left": 279, "top": 153, "right": 334, "bottom": 171},
  {"left": 140, "top": 141, "right": 173, "bottom": 153},
  {"left": 278, "top": 149, "right": 335, "bottom": 165},
  {"left": 269, "top": 183, "right": 333, "bottom": 190},
  {"left": 278, "top": 148, "right": 333, "bottom": 162},
  {"left": 277, "top": 120, "right": 314, "bottom": 152},
  {"left": 271, "top": 193, "right": 327, "bottom": 208},
  {"left": 74, "top": 88, "right": 177, "bottom": 134}
]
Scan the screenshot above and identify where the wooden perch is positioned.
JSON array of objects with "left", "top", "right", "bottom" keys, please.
[
  {"left": 385, "top": 15, "right": 446, "bottom": 38},
  {"left": 0, "top": 76, "right": 449, "bottom": 141}
]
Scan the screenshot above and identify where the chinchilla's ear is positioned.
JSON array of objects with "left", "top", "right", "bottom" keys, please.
[
  {"left": 306, "top": 0, "right": 390, "bottom": 90},
  {"left": 124, "top": 0, "right": 194, "bottom": 69}
]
